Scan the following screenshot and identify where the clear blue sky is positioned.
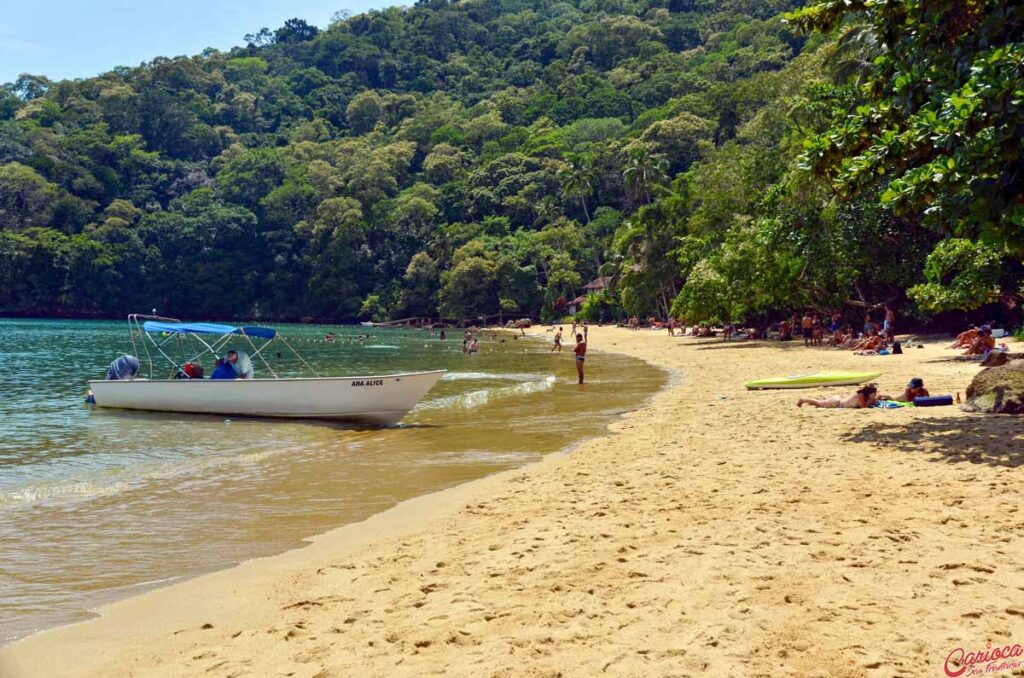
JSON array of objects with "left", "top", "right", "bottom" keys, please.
[{"left": 0, "top": 1, "right": 403, "bottom": 84}]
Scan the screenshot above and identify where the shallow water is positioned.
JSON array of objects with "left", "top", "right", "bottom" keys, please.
[{"left": 0, "top": 319, "right": 664, "bottom": 643}]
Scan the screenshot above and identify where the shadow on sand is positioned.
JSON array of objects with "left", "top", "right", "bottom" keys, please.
[
  {"left": 692, "top": 340, "right": 802, "bottom": 351},
  {"left": 840, "top": 414, "right": 1024, "bottom": 468}
]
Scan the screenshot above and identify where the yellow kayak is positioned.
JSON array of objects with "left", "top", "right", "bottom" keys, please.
[{"left": 745, "top": 371, "right": 881, "bottom": 390}]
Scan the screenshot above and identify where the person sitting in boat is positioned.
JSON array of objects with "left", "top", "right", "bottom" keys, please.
[
  {"left": 106, "top": 354, "right": 140, "bottom": 380},
  {"left": 217, "top": 349, "right": 254, "bottom": 378},
  {"left": 210, "top": 356, "right": 238, "bottom": 380}
]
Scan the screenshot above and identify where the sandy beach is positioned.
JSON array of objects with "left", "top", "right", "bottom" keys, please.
[{"left": 2, "top": 325, "right": 1022, "bottom": 677}]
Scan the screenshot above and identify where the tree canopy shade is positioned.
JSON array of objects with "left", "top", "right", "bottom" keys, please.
[{"left": 0, "top": 0, "right": 1021, "bottom": 326}]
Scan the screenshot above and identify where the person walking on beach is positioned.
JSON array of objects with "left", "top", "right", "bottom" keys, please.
[
  {"left": 583, "top": 322, "right": 588, "bottom": 341},
  {"left": 574, "top": 333, "right": 587, "bottom": 384},
  {"left": 801, "top": 312, "right": 813, "bottom": 346},
  {"left": 551, "top": 327, "right": 563, "bottom": 352}
]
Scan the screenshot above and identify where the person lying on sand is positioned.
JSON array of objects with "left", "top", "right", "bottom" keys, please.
[
  {"left": 880, "top": 378, "right": 929, "bottom": 402},
  {"left": 850, "top": 335, "right": 883, "bottom": 352},
  {"left": 949, "top": 327, "right": 978, "bottom": 349},
  {"left": 964, "top": 328, "right": 995, "bottom": 356},
  {"left": 797, "top": 384, "right": 879, "bottom": 409}
]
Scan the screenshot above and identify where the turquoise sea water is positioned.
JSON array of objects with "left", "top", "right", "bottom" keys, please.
[{"left": 0, "top": 319, "right": 664, "bottom": 643}]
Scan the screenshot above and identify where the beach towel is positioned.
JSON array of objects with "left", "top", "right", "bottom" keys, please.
[{"left": 872, "top": 400, "right": 914, "bottom": 409}]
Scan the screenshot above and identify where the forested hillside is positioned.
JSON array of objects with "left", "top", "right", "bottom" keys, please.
[{"left": 1, "top": 0, "right": 1021, "bottom": 325}]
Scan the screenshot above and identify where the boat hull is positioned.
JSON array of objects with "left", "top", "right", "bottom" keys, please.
[{"left": 88, "top": 371, "right": 446, "bottom": 425}]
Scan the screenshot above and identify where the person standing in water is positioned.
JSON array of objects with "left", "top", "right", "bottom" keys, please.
[
  {"left": 551, "top": 327, "right": 563, "bottom": 352},
  {"left": 574, "top": 333, "right": 587, "bottom": 384}
]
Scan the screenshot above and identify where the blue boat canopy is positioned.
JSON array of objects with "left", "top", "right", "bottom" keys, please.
[{"left": 142, "top": 321, "right": 277, "bottom": 340}]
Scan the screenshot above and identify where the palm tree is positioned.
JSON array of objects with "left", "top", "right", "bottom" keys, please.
[
  {"left": 558, "top": 153, "right": 596, "bottom": 224},
  {"left": 622, "top": 146, "right": 668, "bottom": 207},
  {"left": 827, "top": 23, "right": 885, "bottom": 86},
  {"left": 533, "top": 195, "right": 562, "bottom": 228}
]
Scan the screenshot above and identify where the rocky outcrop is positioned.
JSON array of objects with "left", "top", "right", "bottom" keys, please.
[
  {"left": 962, "top": 360, "right": 1024, "bottom": 414},
  {"left": 980, "top": 351, "right": 1024, "bottom": 367}
]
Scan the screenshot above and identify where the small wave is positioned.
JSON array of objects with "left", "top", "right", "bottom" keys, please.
[
  {"left": 417, "top": 450, "right": 542, "bottom": 466},
  {"left": 0, "top": 478, "right": 132, "bottom": 508},
  {"left": 0, "top": 445, "right": 297, "bottom": 510},
  {"left": 418, "top": 376, "right": 557, "bottom": 411},
  {"left": 364, "top": 345, "right": 400, "bottom": 349},
  {"left": 442, "top": 371, "right": 548, "bottom": 382}
]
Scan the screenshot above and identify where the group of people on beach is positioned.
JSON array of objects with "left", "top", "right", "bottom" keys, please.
[
  {"left": 949, "top": 323, "right": 998, "bottom": 356},
  {"left": 772, "top": 307, "right": 899, "bottom": 351}
]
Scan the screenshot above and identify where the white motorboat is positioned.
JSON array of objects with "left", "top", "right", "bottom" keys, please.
[{"left": 88, "top": 315, "right": 444, "bottom": 425}]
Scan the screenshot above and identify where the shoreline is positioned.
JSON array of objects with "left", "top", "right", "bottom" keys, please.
[
  {"left": 2, "top": 326, "right": 1022, "bottom": 676},
  {"left": 0, "top": 327, "right": 669, "bottom": 665}
]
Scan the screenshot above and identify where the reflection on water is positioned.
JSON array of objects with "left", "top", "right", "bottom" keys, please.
[{"left": 0, "top": 319, "right": 664, "bottom": 643}]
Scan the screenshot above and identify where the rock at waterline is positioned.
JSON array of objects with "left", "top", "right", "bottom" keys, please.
[{"left": 962, "top": 360, "right": 1024, "bottom": 415}]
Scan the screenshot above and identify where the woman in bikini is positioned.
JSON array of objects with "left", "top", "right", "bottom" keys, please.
[{"left": 797, "top": 384, "right": 879, "bottom": 409}]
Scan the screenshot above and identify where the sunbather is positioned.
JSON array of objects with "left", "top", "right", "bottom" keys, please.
[
  {"left": 880, "top": 378, "right": 929, "bottom": 402},
  {"left": 949, "top": 327, "right": 978, "bottom": 349},
  {"left": 797, "top": 384, "right": 879, "bottom": 409},
  {"left": 850, "top": 335, "right": 883, "bottom": 352},
  {"left": 964, "top": 328, "right": 995, "bottom": 356}
]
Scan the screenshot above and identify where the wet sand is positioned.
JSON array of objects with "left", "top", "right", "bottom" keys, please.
[{"left": 2, "top": 326, "right": 1022, "bottom": 677}]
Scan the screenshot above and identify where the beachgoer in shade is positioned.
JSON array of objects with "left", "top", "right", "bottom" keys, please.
[
  {"left": 797, "top": 384, "right": 879, "bottom": 409},
  {"left": 884, "top": 305, "right": 896, "bottom": 341},
  {"left": 850, "top": 335, "right": 883, "bottom": 352},
  {"left": 574, "top": 333, "right": 587, "bottom": 384},
  {"left": 863, "top": 313, "right": 876, "bottom": 337},
  {"left": 802, "top": 313, "right": 813, "bottom": 346}
]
